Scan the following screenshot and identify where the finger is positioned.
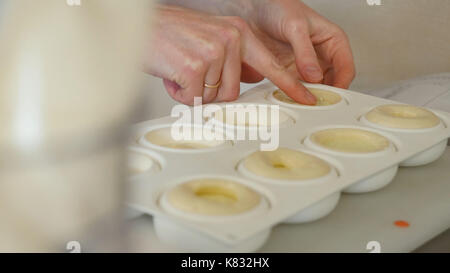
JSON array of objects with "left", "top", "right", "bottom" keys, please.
[
  {"left": 178, "top": 60, "right": 207, "bottom": 105},
  {"left": 284, "top": 20, "right": 323, "bottom": 83},
  {"left": 165, "top": 77, "right": 204, "bottom": 105},
  {"left": 241, "top": 62, "right": 264, "bottom": 83},
  {"left": 215, "top": 25, "right": 242, "bottom": 102},
  {"left": 203, "top": 58, "right": 224, "bottom": 104},
  {"left": 203, "top": 86, "right": 219, "bottom": 104},
  {"left": 238, "top": 24, "right": 316, "bottom": 104},
  {"left": 330, "top": 41, "right": 355, "bottom": 89},
  {"left": 162, "top": 79, "right": 182, "bottom": 98},
  {"left": 200, "top": 41, "right": 225, "bottom": 103},
  {"left": 146, "top": 46, "right": 206, "bottom": 105},
  {"left": 323, "top": 68, "right": 334, "bottom": 86},
  {"left": 145, "top": 45, "right": 187, "bottom": 103}
]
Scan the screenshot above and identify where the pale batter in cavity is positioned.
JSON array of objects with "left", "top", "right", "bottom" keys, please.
[
  {"left": 166, "top": 178, "right": 261, "bottom": 216},
  {"left": 365, "top": 104, "right": 440, "bottom": 129},
  {"left": 273, "top": 88, "right": 342, "bottom": 106},
  {"left": 213, "top": 105, "right": 291, "bottom": 127},
  {"left": 310, "top": 128, "right": 390, "bottom": 154},
  {"left": 243, "top": 148, "right": 331, "bottom": 180},
  {"left": 144, "top": 127, "right": 225, "bottom": 149}
]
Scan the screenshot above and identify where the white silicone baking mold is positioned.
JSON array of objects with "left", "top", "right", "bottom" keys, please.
[{"left": 126, "top": 82, "right": 450, "bottom": 252}]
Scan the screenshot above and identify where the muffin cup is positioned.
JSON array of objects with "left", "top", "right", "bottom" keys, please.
[
  {"left": 400, "top": 139, "right": 448, "bottom": 167},
  {"left": 126, "top": 146, "right": 163, "bottom": 219},
  {"left": 268, "top": 88, "right": 347, "bottom": 110},
  {"left": 127, "top": 146, "right": 162, "bottom": 177},
  {"left": 283, "top": 192, "right": 340, "bottom": 223},
  {"left": 237, "top": 152, "right": 338, "bottom": 186},
  {"left": 153, "top": 216, "right": 271, "bottom": 252},
  {"left": 343, "top": 165, "right": 398, "bottom": 193},
  {"left": 361, "top": 115, "right": 448, "bottom": 166},
  {"left": 237, "top": 149, "right": 341, "bottom": 223},
  {"left": 138, "top": 124, "right": 232, "bottom": 154},
  {"left": 304, "top": 127, "right": 399, "bottom": 193},
  {"left": 155, "top": 177, "right": 271, "bottom": 252},
  {"left": 124, "top": 207, "right": 145, "bottom": 220},
  {"left": 209, "top": 103, "right": 297, "bottom": 131}
]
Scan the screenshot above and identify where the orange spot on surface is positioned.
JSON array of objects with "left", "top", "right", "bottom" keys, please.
[{"left": 394, "top": 220, "right": 410, "bottom": 228}]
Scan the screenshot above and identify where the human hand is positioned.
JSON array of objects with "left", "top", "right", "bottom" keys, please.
[
  {"left": 144, "top": 4, "right": 316, "bottom": 105},
  {"left": 241, "top": 0, "right": 356, "bottom": 88}
]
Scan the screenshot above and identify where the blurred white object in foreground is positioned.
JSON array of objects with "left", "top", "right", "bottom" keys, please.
[{"left": 0, "top": 0, "right": 151, "bottom": 252}]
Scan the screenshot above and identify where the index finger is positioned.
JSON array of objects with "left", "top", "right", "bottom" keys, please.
[
  {"left": 240, "top": 26, "right": 316, "bottom": 105},
  {"left": 331, "top": 40, "right": 355, "bottom": 89}
]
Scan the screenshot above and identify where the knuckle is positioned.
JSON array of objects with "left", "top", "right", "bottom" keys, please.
[
  {"left": 182, "top": 58, "right": 206, "bottom": 76},
  {"left": 227, "top": 16, "right": 248, "bottom": 31},
  {"left": 285, "top": 18, "right": 308, "bottom": 35},
  {"left": 222, "top": 25, "right": 241, "bottom": 44},
  {"left": 204, "top": 42, "right": 224, "bottom": 62}
]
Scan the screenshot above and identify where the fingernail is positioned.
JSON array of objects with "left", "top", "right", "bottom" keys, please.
[{"left": 304, "top": 66, "right": 323, "bottom": 82}]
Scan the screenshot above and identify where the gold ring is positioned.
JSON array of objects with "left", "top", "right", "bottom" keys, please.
[{"left": 204, "top": 79, "right": 222, "bottom": 89}]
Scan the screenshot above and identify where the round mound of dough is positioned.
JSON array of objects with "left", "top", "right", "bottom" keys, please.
[
  {"left": 144, "top": 127, "right": 225, "bottom": 149},
  {"left": 273, "top": 88, "right": 342, "bottom": 106},
  {"left": 365, "top": 104, "right": 440, "bottom": 129},
  {"left": 127, "top": 151, "right": 155, "bottom": 175},
  {"left": 310, "top": 128, "right": 390, "bottom": 154},
  {"left": 213, "top": 105, "right": 291, "bottom": 127},
  {"left": 243, "top": 148, "right": 331, "bottom": 180},
  {"left": 166, "top": 178, "right": 261, "bottom": 216}
]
